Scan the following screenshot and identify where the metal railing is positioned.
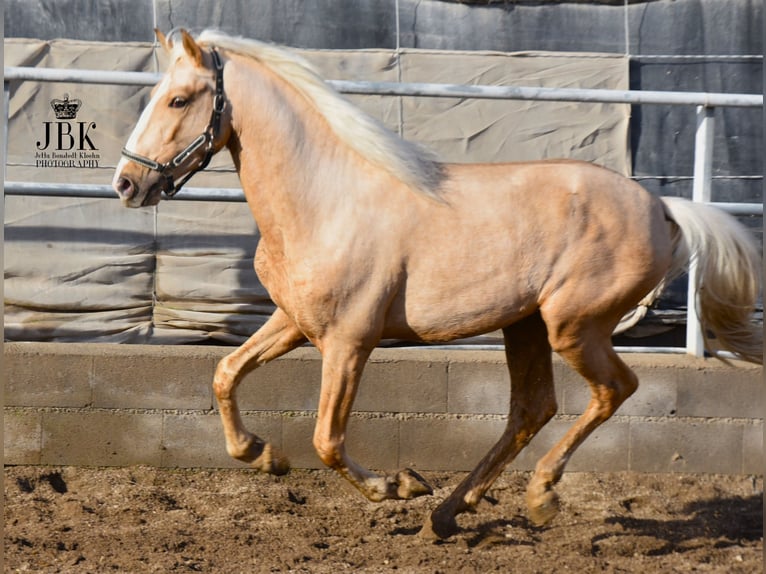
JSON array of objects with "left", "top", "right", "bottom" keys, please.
[{"left": 4, "top": 66, "right": 763, "bottom": 357}]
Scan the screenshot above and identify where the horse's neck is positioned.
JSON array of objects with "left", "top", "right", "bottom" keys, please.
[{"left": 225, "top": 54, "right": 362, "bottom": 246}]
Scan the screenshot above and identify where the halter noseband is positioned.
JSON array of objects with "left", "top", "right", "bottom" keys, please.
[{"left": 121, "top": 47, "right": 225, "bottom": 198}]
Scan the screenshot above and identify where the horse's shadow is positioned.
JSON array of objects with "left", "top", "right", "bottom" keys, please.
[
  {"left": 462, "top": 515, "right": 543, "bottom": 549},
  {"left": 593, "top": 494, "right": 763, "bottom": 556},
  {"left": 391, "top": 494, "right": 763, "bottom": 552},
  {"left": 390, "top": 514, "right": 544, "bottom": 548}
]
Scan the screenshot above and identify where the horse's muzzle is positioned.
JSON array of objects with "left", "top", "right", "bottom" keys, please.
[
  {"left": 113, "top": 176, "right": 136, "bottom": 201},
  {"left": 112, "top": 173, "right": 164, "bottom": 207}
]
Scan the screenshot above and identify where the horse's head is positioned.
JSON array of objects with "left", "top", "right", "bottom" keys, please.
[{"left": 113, "top": 29, "right": 229, "bottom": 207}]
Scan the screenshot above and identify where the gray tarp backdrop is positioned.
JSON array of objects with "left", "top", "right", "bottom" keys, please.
[
  {"left": 3, "top": 0, "right": 762, "bottom": 344},
  {"left": 5, "top": 39, "right": 630, "bottom": 343}
]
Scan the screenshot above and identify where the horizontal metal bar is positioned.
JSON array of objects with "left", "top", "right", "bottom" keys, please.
[
  {"left": 4, "top": 67, "right": 162, "bottom": 87},
  {"left": 634, "top": 175, "right": 763, "bottom": 180},
  {"left": 4, "top": 181, "right": 762, "bottom": 215},
  {"left": 614, "top": 346, "right": 684, "bottom": 354},
  {"left": 394, "top": 344, "right": 686, "bottom": 354},
  {"left": 387, "top": 346, "right": 751, "bottom": 360},
  {"left": 5, "top": 66, "right": 763, "bottom": 108},
  {"left": 3, "top": 181, "right": 244, "bottom": 202},
  {"left": 630, "top": 54, "right": 763, "bottom": 61},
  {"left": 712, "top": 202, "right": 763, "bottom": 216},
  {"left": 331, "top": 79, "right": 763, "bottom": 108}
]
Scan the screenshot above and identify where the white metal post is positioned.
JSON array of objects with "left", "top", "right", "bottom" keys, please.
[
  {"left": 3, "top": 80, "right": 8, "bottom": 177},
  {"left": 686, "top": 105, "right": 715, "bottom": 357},
  {"left": 3, "top": 80, "right": 9, "bottom": 349}
]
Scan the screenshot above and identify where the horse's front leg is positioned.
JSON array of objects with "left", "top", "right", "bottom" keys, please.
[
  {"left": 213, "top": 308, "right": 307, "bottom": 474},
  {"left": 313, "top": 342, "right": 433, "bottom": 501}
]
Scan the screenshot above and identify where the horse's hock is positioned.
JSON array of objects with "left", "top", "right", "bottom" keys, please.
[{"left": 5, "top": 342, "right": 762, "bottom": 474}]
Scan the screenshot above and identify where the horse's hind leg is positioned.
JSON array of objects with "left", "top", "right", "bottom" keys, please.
[
  {"left": 525, "top": 331, "right": 638, "bottom": 526},
  {"left": 213, "top": 308, "right": 307, "bottom": 474},
  {"left": 420, "top": 311, "right": 557, "bottom": 540}
]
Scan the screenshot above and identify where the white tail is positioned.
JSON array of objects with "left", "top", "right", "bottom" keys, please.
[{"left": 661, "top": 197, "right": 762, "bottom": 364}]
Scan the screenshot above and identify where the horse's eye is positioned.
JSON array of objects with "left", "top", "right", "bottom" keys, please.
[{"left": 169, "top": 96, "right": 188, "bottom": 109}]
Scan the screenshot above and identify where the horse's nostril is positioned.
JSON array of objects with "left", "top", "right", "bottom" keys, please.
[{"left": 115, "top": 176, "right": 135, "bottom": 199}]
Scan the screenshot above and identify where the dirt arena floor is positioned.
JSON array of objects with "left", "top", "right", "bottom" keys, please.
[{"left": 4, "top": 465, "right": 763, "bottom": 573}]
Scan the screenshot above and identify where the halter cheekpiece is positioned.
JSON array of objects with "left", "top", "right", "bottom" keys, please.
[{"left": 121, "top": 47, "right": 225, "bottom": 198}]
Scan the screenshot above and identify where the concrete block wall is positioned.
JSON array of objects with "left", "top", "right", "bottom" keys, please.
[{"left": 4, "top": 342, "right": 763, "bottom": 474}]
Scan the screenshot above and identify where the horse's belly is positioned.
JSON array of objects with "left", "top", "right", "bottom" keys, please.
[{"left": 383, "top": 278, "right": 538, "bottom": 343}]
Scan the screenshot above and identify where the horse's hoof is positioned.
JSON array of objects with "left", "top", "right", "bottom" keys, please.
[
  {"left": 527, "top": 489, "right": 560, "bottom": 526},
  {"left": 252, "top": 443, "right": 290, "bottom": 476},
  {"left": 395, "top": 468, "right": 433, "bottom": 499},
  {"left": 418, "top": 510, "right": 460, "bottom": 541}
]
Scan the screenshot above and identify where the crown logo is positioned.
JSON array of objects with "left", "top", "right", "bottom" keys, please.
[{"left": 50, "top": 94, "right": 82, "bottom": 120}]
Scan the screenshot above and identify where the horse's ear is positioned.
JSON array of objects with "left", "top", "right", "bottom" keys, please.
[
  {"left": 180, "top": 29, "right": 204, "bottom": 68},
  {"left": 154, "top": 28, "right": 170, "bottom": 52}
]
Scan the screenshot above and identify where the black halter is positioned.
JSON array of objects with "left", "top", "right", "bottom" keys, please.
[{"left": 121, "top": 47, "right": 225, "bottom": 198}]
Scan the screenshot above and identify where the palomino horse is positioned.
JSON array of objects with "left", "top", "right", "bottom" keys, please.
[{"left": 113, "top": 29, "right": 762, "bottom": 539}]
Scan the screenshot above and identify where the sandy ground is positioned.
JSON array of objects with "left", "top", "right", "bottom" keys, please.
[{"left": 4, "top": 465, "right": 763, "bottom": 573}]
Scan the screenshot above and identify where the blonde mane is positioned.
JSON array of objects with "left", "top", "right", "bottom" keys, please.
[{"left": 183, "top": 30, "right": 445, "bottom": 199}]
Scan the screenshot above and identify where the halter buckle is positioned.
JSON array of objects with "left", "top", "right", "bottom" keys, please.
[{"left": 213, "top": 93, "right": 226, "bottom": 115}]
